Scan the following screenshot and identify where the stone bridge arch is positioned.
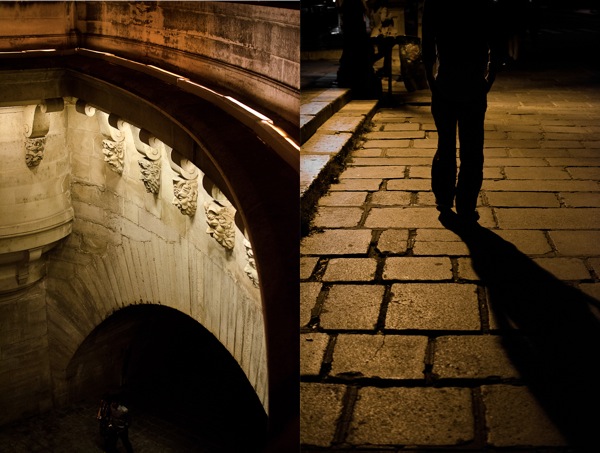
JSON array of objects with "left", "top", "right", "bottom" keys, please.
[
  {"left": 0, "top": 2, "right": 299, "bottom": 450},
  {"left": 66, "top": 304, "right": 268, "bottom": 451}
]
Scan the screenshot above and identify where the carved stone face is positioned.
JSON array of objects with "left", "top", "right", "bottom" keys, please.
[
  {"left": 102, "top": 139, "right": 124, "bottom": 174},
  {"left": 138, "top": 159, "right": 160, "bottom": 194},
  {"left": 173, "top": 178, "right": 198, "bottom": 216},
  {"left": 25, "top": 137, "right": 45, "bottom": 167}
]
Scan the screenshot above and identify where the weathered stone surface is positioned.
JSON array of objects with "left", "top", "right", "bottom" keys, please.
[
  {"left": 387, "top": 284, "right": 480, "bottom": 330},
  {"left": 347, "top": 387, "right": 474, "bottom": 445},
  {"left": 300, "top": 257, "right": 319, "bottom": 279},
  {"left": 482, "top": 385, "right": 567, "bottom": 447},
  {"left": 322, "top": 257, "right": 377, "bottom": 282},
  {"left": 320, "top": 284, "right": 384, "bottom": 330},
  {"left": 300, "top": 382, "right": 345, "bottom": 447},
  {"left": 486, "top": 191, "right": 561, "bottom": 207},
  {"left": 533, "top": 257, "right": 591, "bottom": 280},
  {"left": 376, "top": 229, "right": 409, "bottom": 254},
  {"left": 318, "top": 191, "right": 368, "bottom": 206},
  {"left": 312, "top": 206, "right": 364, "bottom": 228},
  {"left": 383, "top": 257, "right": 453, "bottom": 281},
  {"left": 548, "top": 230, "right": 600, "bottom": 256},
  {"left": 300, "top": 282, "right": 322, "bottom": 327},
  {"left": 300, "top": 333, "right": 329, "bottom": 376},
  {"left": 342, "top": 165, "right": 405, "bottom": 179},
  {"left": 433, "top": 336, "right": 520, "bottom": 379},
  {"left": 301, "top": 229, "right": 372, "bottom": 255},
  {"left": 496, "top": 208, "right": 600, "bottom": 229},
  {"left": 370, "top": 191, "right": 412, "bottom": 206},
  {"left": 331, "top": 334, "right": 428, "bottom": 379}
]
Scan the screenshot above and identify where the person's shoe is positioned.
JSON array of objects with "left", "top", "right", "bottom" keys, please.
[{"left": 437, "top": 207, "right": 458, "bottom": 229}]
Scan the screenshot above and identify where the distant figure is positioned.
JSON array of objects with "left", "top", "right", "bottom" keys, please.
[
  {"left": 104, "top": 399, "right": 134, "bottom": 453},
  {"left": 422, "top": 0, "right": 502, "bottom": 225}
]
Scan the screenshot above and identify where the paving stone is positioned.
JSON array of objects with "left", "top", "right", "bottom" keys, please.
[
  {"left": 300, "top": 257, "right": 319, "bottom": 279},
  {"left": 347, "top": 387, "right": 474, "bottom": 445},
  {"left": 481, "top": 385, "right": 567, "bottom": 447},
  {"left": 504, "top": 166, "right": 571, "bottom": 179},
  {"left": 546, "top": 157, "right": 600, "bottom": 167},
  {"left": 322, "top": 257, "right": 378, "bottom": 282},
  {"left": 351, "top": 157, "right": 431, "bottom": 166},
  {"left": 383, "top": 257, "right": 453, "bottom": 281},
  {"left": 386, "top": 148, "right": 435, "bottom": 157},
  {"left": 485, "top": 191, "right": 560, "bottom": 207},
  {"left": 362, "top": 139, "right": 411, "bottom": 149},
  {"left": 319, "top": 115, "right": 365, "bottom": 134},
  {"left": 456, "top": 258, "right": 478, "bottom": 280},
  {"left": 320, "top": 285, "right": 385, "bottom": 330},
  {"left": 300, "top": 282, "right": 322, "bottom": 327},
  {"left": 302, "top": 131, "right": 353, "bottom": 154},
  {"left": 350, "top": 148, "right": 383, "bottom": 157},
  {"left": 386, "top": 179, "right": 432, "bottom": 191},
  {"left": 485, "top": 157, "right": 547, "bottom": 167},
  {"left": 331, "top": 334, "right": 428, "bottom": 379},
  {"left": 494, "top": 229, "right": 553, "bottom": 255},
  {"left": 561, "top": 192, "right": 600, "bottom": 207},
  {"left": 300, "top": 383, "right": 345, "bottom": 447},
  {"left": 329, "top": 179, "right": 381, "bottom": 191},
  {"left": 300, "top": 154, "right": 331, "bottom": 194},
  {"left": 364, "top": 131, "right": 426, "bottom": 140},
  {"left": 588, "top": 257, "right": 600, "bottom": 276},
  {"left": 548, "top": 230, "right": 600, "bottom": 256},
  {"left": 413, "top": 240, "right": 471, "bottom": 256},
  {"left": 300, "top": 333, "right": 329, "bottom": 376},
  {"left": 341, "top": 165, "right": 405, "bottom": 179},
  {"left": 365, "top": 207, "right": 442, "bottom": 229},
  {"left": 370, "top": 191, "right": 412, "bottom": 206},
  {"left": 483, "top": 180, "right": 598, "bottom": 192},
  {"left": 386, "top": 283, "right": 480, "bottom": 330},
  {"left": 376, "top": 229, "right": 409, "bottom": 254},
  {"left": 433, "top": 336, "right": 520, "bottom": 379},
  {"left": 579, "top": 282, "right": 600, "bottom": 302},
  {"left": 532, "top": 257, "right": 591, "bottom": 280},
  {"left": 318, "top": 191, "right": 368, "bottom": 206},
  {"left": 566, "top": 166, "right": 600, "bottom": 179},
  {"left": 301, "top": 229, "right": 372, "bottom": 255},
  {"left": 312, "top": 206, "right": 364, "bottom": 228},
  {"left": 496, "top": 208, "right": 600, "bottom": 229},
  {"left": 383, "top": 122, "right": 422, "bottom": 131}
]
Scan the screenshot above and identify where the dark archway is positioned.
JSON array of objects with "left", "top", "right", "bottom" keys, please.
[{"left": 67, "top": 305, "right": 267, "bottom": 452}]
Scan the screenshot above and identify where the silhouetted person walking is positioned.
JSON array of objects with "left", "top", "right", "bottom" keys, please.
[{"left": 422, "top": 0, "right": 501, "bottom": 224}]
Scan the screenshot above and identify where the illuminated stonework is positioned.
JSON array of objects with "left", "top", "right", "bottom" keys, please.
[
  {"left": 204, "top": 200, "right": 235, "bottom": 250},
  {"left": 173, "top": 178, "right": 198, "bottom": 216},
  {"left": 139, "top": 158, "right": 161, "bottom": 194},
  {"left": 244, "top": 238, "right": 259, "bottom": 287},
  {"left": 25, "top": 137, "right": 45, "bottom": 167},
  {"left": 102, "top": 139, "right": 125, "bottom": 175}
]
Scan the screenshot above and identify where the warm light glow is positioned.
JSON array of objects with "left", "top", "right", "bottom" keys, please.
[{"left": 225, "top": 96, "right": 273, "bottom": 123}]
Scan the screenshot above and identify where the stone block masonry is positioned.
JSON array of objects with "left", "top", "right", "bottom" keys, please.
[{"left": 300, "top": 61, "right": 600, "bottom": 449}]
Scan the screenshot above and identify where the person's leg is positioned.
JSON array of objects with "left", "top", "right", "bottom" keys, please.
[
  {"left": 431, "top": 93, "right": 459, "bottom": 211},
  {"left": 120, "top": 430, "right": 134, "bottom": 453},
  {"left": 455, "top": 95, "right": 487, "bottom": 219}
]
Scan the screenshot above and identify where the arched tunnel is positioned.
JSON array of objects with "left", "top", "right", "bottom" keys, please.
[{"left": 67, "top": 305, "right": 268, "bottom": 451}]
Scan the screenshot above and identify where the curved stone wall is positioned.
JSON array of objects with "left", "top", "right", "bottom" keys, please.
[
  {"left": 0, "top": 1, "right": 300, "bottom": 134},
  {"left": 0, "top": 98, "right": 267, "bottom": 422}
]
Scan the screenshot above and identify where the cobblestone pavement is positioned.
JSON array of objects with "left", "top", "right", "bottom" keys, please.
[{"left": 300, "top": 15, "right": 600, "bottom": 452}]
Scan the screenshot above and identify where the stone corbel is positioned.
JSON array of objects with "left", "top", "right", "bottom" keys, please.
[
  {"left": 23, "top": 98, "right": 64, "bottom": 168},
  {"left": 168, "top": 146, "right": 199, "bottom": 216},
  {"left": 133, "top": 128, "right": 162, "bottom": 194},
  {"left": 243, "top": 238, "right": 259, "bottom": 287},
  {"left": 75, "top": 99, "right": 97, "bottom": 117},
  {"left": 97, "top": 111, "right": 127, "bottom": 175},
  {"left": 202, "top": 176, "right": 235, "bottom": 250}
]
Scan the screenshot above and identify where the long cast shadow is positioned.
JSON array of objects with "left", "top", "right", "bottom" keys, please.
[{"left": 446, "top": 220, "right": 600, "bottom": 448}]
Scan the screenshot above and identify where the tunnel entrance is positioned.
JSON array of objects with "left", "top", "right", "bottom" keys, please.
[{"left": 67, "top": 305, "right": 267, "bottom": 452}]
